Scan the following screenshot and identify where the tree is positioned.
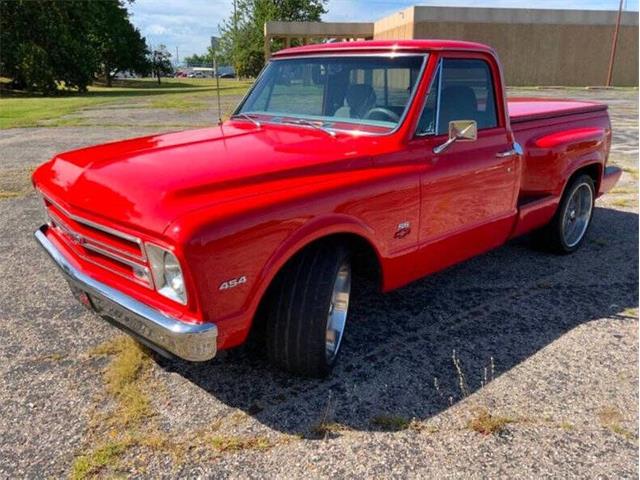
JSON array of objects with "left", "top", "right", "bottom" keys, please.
[
  {"left": 184, "top": 43, "right": 232, "bottom": 70},
  {"left": 0, "top": 0, "right": 98, "bottom": 93},
  {"left": 218, "top": 0, "right": 326, "bottom": 78},
  {"left": 150, "top": 45, "right": 173, "bottom": 84},
  {"left": 89, "top": 1, "right": 150, "bottom": 86},
  {"left": 184, "top": 53, "right": 210, "bottom": 67},
  {"left": 0, "top": 0, "right": 149, "bottom": 93}
]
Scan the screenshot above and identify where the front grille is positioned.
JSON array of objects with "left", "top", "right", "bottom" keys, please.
[{"left": 42, "top": 195, "right": 152, "bottom": 288}]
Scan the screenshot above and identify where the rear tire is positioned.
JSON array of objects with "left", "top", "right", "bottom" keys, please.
[
  {"left": 265, "top": 243, "right": 351, "bottom": 377},
  {"left": 532, "top": 174, "right": 595, "bottom": 254}
]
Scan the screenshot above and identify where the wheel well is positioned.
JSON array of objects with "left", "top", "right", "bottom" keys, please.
[
  {"left": 248, "top": 233, "right": 382, "bottom": 345},
  {"left": 569, "top": 163, "right": 601, "bottom": 193}
]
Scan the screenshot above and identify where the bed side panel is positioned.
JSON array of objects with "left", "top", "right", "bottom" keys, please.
[{"left": 513, "top": 110, "right": 611, "bottom": 199}]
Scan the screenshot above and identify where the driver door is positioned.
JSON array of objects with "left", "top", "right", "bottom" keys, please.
[{"left": 411, "top": 55, "right": 519, "bottom": 277}]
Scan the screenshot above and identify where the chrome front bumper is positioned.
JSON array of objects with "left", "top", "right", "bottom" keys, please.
[{"left": 35, "top": 226, "right": 217, "bottom": 361}]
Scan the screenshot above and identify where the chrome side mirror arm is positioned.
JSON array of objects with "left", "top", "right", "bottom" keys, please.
[
  {"left": 433, "top": 120, "right": 478, "bottom": 155},
  {"left": 433, "top": 136, "right": 457, "bottom": 154}
]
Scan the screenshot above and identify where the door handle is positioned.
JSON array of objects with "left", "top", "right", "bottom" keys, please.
[{"left": 496, "top": 142, "right": 524, "bottom": 158}]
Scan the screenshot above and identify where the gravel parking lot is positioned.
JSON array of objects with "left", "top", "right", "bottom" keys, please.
[{"left": 0, "top": 87, "right": 637, "bottom": 478}]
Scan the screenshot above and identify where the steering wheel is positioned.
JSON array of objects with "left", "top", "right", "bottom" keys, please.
[{"left": 364, "top": 107, "right": 400, "bottom": 123}]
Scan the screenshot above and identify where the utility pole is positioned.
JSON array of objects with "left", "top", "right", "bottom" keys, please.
[
  {"left": 233, "top": 0, "right": 238, "bottom": 80},
  {"left": 175, "top": 46, "right": 179, "bottom": 66},
  {"left": 211, "top": 36, "right": 222, "bottom": 124},
  {"left": 233, "top": 0, "right": 238, "bottom": 36},
  {"left": 606, "top": 0, "right": 624, "bottom": 87}
]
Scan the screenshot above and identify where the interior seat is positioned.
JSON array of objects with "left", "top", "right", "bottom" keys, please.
[
  {"left": 438, "top": 85, "right": 478, "bottom": 134},
  {"left": 334, "top": 84, "right": 377, "bottom": 119}
]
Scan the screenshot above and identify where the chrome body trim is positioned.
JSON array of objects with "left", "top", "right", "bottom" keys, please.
[
  {"left": 48, "top": 209, "right": 147, "bottom": 266},
  {"left": 42, "top": 193, "right": 146, "bottom": 261},
  {"left": 496, "top": 142, "right": 524, "bottom": 158},
  {"left": 35, "top": 226, "right": 217, "bottom": 362},
  {"left": 414, "top": 59, "right": 443, "bottom": 138},
  {"left": 434, "top": 60, "right": 444, "bottom": 136},
  {"left": 46, "top": 209, "right": 153, "bottom": 289}
]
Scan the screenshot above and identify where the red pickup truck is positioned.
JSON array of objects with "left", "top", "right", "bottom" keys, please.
[{"left": 33, "top": 40, "right": 621, "bottom": 376}]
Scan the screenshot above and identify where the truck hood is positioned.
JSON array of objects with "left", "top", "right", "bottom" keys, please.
[{"left": 33, "top": 123, "right": 382, "bottom": 235}]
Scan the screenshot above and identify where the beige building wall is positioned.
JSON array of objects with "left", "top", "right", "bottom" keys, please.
[{"left": 374, "top": 6, "right": 639, "bottom": 86}]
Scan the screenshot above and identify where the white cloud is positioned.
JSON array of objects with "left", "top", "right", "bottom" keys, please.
[
  {"left": 129, "top": 0, "right": 234, "bottom": 57},
  {"left": 147, "top": 24, "right": 169, "bottom": 35}
]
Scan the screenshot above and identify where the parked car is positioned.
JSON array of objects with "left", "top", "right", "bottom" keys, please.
[{"left": 33, "top": 40, "right": 621, "bottom": 376}]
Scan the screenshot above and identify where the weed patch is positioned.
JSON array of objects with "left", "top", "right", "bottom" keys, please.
[
  {"left": 71, "top": 438, "right": 133, "bottom": 480},
  {"left": 310, "top": 421, "right": 350, "bottom": 437},
  {"left": 370, "top": 414, "right": 411, "bottom": 431},
  {"left": 467, "top": 408, "right": 515, "bottom": 435},
  {"left": 90, "top": 336, "right": 153, "bottom": 425},
  {"left": 609, "top": 197, "right": 636, "bottom": 208},
  {"left": 210, "top": 435, "right": 272, "bottom": 452},
  {"left": 598, "top": 406, "right": 637, "bottom": 442}
]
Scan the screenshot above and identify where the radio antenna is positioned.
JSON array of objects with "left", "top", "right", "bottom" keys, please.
[{"left": 211, "top": 36, "right": 222, "bottom": 125}]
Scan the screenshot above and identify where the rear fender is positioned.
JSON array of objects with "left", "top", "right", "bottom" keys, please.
[
  {"left": 561, "top": 156, "right": 603, "bottom": 196},
  {"left": 529, "top": 127, "right": 606, "bottom": 197}
]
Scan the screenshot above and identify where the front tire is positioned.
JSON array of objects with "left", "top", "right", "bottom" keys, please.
[
  {"left": 265, "top": 243, "right": 351, "bottom": 377},
  {"left": 533, "top": 174, "right": 595, "bottom": 254}
]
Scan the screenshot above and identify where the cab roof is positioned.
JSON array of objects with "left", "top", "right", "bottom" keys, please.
[{"left": 272, "top": 39, "right": 495, "bottom": 57}]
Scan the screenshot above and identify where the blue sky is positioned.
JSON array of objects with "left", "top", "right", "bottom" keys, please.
[{"left": 129, "top": 0, "right": 639, "bottom": 60}]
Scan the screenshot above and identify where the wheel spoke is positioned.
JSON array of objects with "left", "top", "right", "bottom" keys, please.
[
  {"left": 325, "top": 261, "right": 351, "bottom": 363},
  {"left": 562, "top": 183, "right": 593, "bottom": 248}
]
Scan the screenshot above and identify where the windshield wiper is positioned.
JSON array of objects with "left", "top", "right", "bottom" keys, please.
[
  {"left": 282, "top": 119, "right": 336, "bottom": 137},
  {"left": 231, "top": 112, "right": 261, "bottom": 128}
]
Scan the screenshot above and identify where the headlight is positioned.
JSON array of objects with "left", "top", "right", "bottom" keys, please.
[{"left": 145, "top": 243, "right": 187, "bottom": 305}]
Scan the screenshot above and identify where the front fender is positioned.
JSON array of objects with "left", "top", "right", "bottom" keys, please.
[
  {"left": 178, "top": 211, "right": 384, "bottom": 350},
  {"left": 254, "top": 213, "right": 383, "bottom": 305}
]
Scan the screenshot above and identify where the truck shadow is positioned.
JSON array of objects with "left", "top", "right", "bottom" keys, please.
[{"left": 156, "top": 206, "right": 638, "bottom": 436}]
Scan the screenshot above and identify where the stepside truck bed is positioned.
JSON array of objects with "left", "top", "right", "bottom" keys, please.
[
  {"left": 508, "top": 97, "right": 612, "bottom": 197},
  {"left": 508, "top": 97, "right": 608, "bottom": 124},
  {"left": 506, "top": 97, "right": 616, "bottom": 238}
]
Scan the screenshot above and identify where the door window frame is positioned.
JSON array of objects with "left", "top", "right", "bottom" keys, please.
[{"left": 414, "top": 52, "right": 507, "bottom": 139}]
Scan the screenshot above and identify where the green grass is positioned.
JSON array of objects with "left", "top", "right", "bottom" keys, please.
[
  {"left": 89, "top": 336, "right": 153, "bottom": 426},
  {"left": 0, "top": 77, "right": 252, "bottom": 128},
  {"left": 70, "top": 439, "right": 132, "bottom": 480}
]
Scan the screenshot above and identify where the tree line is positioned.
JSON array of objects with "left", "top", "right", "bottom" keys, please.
[
  {"left": 184, "top": 0, "right": 327, "bottom": 78},
  {"left": 0, "top": 0, "right": 172, "bottom": 93},
  {"left": 1, "top": 0, "right": 328, "bottom": 93}
]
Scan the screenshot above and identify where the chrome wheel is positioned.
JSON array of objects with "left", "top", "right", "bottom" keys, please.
[
  {"left": 562, "top": 182, "right": 593, "bottom": 248},
  {"left": 325, "top": 260, "right": 351, "bottom": 363}
]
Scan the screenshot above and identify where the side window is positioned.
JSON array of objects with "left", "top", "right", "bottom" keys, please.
[{"left": 417, "top": 58, "right": 498, "bottom": 136}]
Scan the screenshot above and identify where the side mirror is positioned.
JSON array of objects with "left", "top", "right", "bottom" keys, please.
[{"left": 433, "top": 120, "right": 477, "bottom": 154}]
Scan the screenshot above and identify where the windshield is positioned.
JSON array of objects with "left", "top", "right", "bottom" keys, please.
[{"left": 236, "top": 54, "right": 426, "bottom": 134}]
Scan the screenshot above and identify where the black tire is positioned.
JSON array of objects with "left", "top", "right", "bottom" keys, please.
[
  {"left": 265, "top": 243, "right": 351, "bottom": 377},
  {"left": 532, "top": 174, "right": 595, "bottom": 254}
]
